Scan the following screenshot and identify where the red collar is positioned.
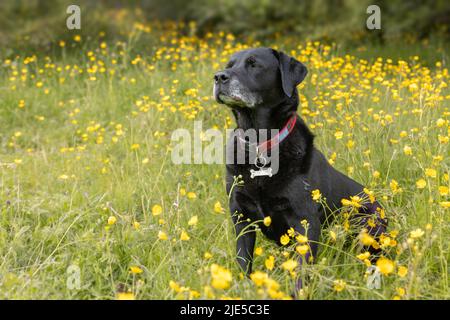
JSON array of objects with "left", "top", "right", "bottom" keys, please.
[{"left": 237, "top": 115, "right": 297, "bottom": 155}]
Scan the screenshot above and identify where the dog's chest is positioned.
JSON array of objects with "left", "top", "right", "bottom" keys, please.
[{"left": 243, "top": 185, "right": 298, "bottom": 241}]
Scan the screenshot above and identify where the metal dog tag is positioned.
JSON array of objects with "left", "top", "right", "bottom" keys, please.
[
  {"left": 250, "top": 154, "right": 273, "bottom": 178},
  {"left": 250, "top": 167, "right": 273, "bottom": 178}
]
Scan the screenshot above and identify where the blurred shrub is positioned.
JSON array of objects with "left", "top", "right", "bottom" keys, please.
[{"left": 0, "top": 0, "right": 448, "bottom": 47}]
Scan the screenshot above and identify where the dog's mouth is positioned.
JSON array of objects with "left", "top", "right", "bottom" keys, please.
[{"left": 217, "top": 93, "right": 246, "bottom": 107}]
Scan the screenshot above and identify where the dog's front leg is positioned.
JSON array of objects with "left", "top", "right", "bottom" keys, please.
[{"left": 231, "top": 213, "right": 256, "bottom": 276}]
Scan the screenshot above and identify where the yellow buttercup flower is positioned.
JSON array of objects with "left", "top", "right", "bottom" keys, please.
[
  {"left": 425, "top": 168, "right": 437, "bottom": 178},
  {"left": 187, "top": 192, "right": 197, "bottom": 199},
  {"left": 376, "top": 257, "right": 395, "bottom": 275},
  {"left": 438, "top": 186, "right": 449, "bottom": 196},
  {"left": 204, "top": 252, "right": 212, "bottom": 259},
  {"left": 107, "top": 216, "right": 117, "bottom": 225},
  {"left": 158, "top": 230, "right": 168, "bottom": 240},
  {"left": 250, "top": 271, "right": 268, "bottom": 287},
  {"left": 341, "top": 195, "right": 362, "bottom": 208},
  {"left": 265, "top": 255, "right": 275, "bottom": 270},
  {"left": 254, "top": 247, "right": 263, "bottom": 256},
  {"left": 416, "top": 179, "right": 427, "bottom": 189},
  {"left": 359, "top": 231, "right": 375, "bottom": 246},
  {"left": 397, "top": 266, "right": 408, "bottom": 278},
  {"left": 280, "top": 234, "right": 290, "bottom": 246},
  {"left": 152, "top": 204, "right": 163, "bottom": 216},
  {"left": 263, "top": 216, "right": 272, "bottom": 226},
  {"left": 116, "top": 292, "right": 135, "bottom": 300},
  {"left": 169, "top": 280, "right": 181, "bottom": 293},
  {"left": 390, "top": 179, "right": 402, "bottom": 194},
  {"left": 409, "top": 228, "right": 425, "bottom": 239},
  {"left": 329, "top": 230, "right": 337, "bottom": 242},
  {"left": 334, "top": 130, "right": 343, "bottom": 140},
  {"left": 311, "top": 189, "right": 322, "bottom": 202},
  {"left": 403, "top": 145, "right": 412, "bottom": 155},
  {"left": 130, "top": 266, "right": 143, "bottom": 274},
  {"left": 333, "top": 279, "right": 346, "bottom": 292},
  {"left": 357, "top": 252, "right": 370, "bottom": 260},
  {"left": 296, "top": 234, "right": 308, "bottom": 244},
  {"left": 436, "top": 118, "right": 446, "bottom": 127},
  {"left": 214, "top": 201, "right": 224, "bottom": 213},
  {"left": 287, "top": 227, "right": 295, "bottom": 237},
  {"left": 210, "top": 264, "right": 232, "bottom": 290},
  {"left": 396, "top": 287, "right": 406, "bottom": 297},
  {"left": 188, "top": 215, "right": 198, "bottom": 226},
  {"left": 281, "top": 259, "right": 298, "bottom": 272},
  {"left": 296, "top": 245, "right": 309, "bottom": 255},
  {"left": 363, "top": 188, "right": 376, "bottom": 203},
  {"left": 180, "top": 230, "right": 190, "bottom": 241}
]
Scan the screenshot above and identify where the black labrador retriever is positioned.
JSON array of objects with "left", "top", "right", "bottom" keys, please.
[{"left": 213, "top": 47, "right": 387, "bottom": 292}]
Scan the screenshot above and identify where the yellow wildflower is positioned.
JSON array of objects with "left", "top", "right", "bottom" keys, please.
[
  {"left": 311, "top": 189, "right": 322, "bottom": 202},
  {"left": 180, "top": 230, "right": 190, "bottom": 241},
  {"left": 296, "top": 245, "right": 309, "bottom": 255},
  {"left": 265, "top": 256, "right": 275, "bottom": 270},
  {"left": 187, "top": 192, "right": 197, "bottom": 199},
  {"left": 130, "top": 266, "right": 143, "bottom": 274},
  {"left": 188, "top": 215, "right": 198, "bottom": 226},
  {"left": 116, "top": 292, "right": 135, "bottom": 300},
  {"left": 409, "top": 228, "right": 425, "bottom": 239},
  {"left": 296, "top": 234, "right": 308, "bottom": 244},
  {"left": 359, "top": 231, "right": 375, "bottom": 246},
  {"left": 438, "top": 186, "right": 449, "bottom": 196},
  {"left": 107, "top": 216, "right": 117, "bottom": 225},
  {"left": 376, "top": 257, "right": 395, "bottom": 275},
  {"left": 357, "top": 252, "right": 370, "bottom": 260},
  {"left": 425, "top": 168, "right": 437, "bottom": 178},
  {"left": 333, "top": 279, "right": 346, "bottom": 292},
  {"left": 152, "top": 204, "right": 163, "bottom": 216},
  {"left": 280, "top": 234, "right": 290, "bottom": 246},
  {"left": 210, "top": 264, "right": 232, "bottom": 290},
  {"left": 158, "top": 231, "right": 168, "bottom": 240},
  {"left": 281, "top": 259, "right": 298, "bottom": 272},
  {"left": 250, "top": 271, "right": 268, "bottom": 287},
  {"left": 214, "top": 201, "right": 224, "bottom": 213},
  {"left": 416, "top": 179, "right": 427, "bottom": 189},
  {"left": 403, "top": 145, "right": 412, "bottom": 155},
  {"left": 398, "top": 266, "right": 408, "bottom": 278}
]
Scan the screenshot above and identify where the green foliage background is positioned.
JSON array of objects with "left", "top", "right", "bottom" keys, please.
[{"left": 1, "top": 0, "right": 449, "bottom": 47}]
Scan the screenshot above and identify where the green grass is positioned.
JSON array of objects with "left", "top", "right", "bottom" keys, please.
[{"left": 0, "top": 23, "right": 449, "bottom": 300}]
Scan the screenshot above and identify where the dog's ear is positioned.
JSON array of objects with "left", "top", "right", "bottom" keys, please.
[{"left": 273, "top": 49, "right": 308, "bottom": 98}]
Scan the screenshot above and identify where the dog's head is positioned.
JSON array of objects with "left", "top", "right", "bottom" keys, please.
[{"left": 213, "top": 47, "right": 307, "bottom": 108}]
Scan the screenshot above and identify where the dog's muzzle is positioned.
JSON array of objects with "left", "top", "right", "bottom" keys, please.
[{"left": 213, "top": 71, "right": 230, "bottom": 103}]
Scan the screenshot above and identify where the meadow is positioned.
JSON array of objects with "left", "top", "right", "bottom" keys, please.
[{"left": 0, "top": 21, "right": 449, "bottom": 300}]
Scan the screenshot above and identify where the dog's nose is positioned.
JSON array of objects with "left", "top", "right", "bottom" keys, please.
[{"left": 214, "top": 71, "right": 230, "bottom": 84}]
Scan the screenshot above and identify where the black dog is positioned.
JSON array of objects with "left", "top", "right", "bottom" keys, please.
[{"left": 213, "top": 47, "right": 387, "bottom": 292}]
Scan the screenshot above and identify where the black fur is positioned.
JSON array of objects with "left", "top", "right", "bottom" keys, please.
[{"left": 214, "top": 48, "right": 387, "bottom": 294}]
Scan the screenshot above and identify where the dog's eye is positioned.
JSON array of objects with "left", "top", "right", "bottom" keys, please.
[
  {"left": 246, "top": 57, "right": 256, "bottom": 67},
  {"left": 226, "top": 61, "right": 235, "bottom": 69}
]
